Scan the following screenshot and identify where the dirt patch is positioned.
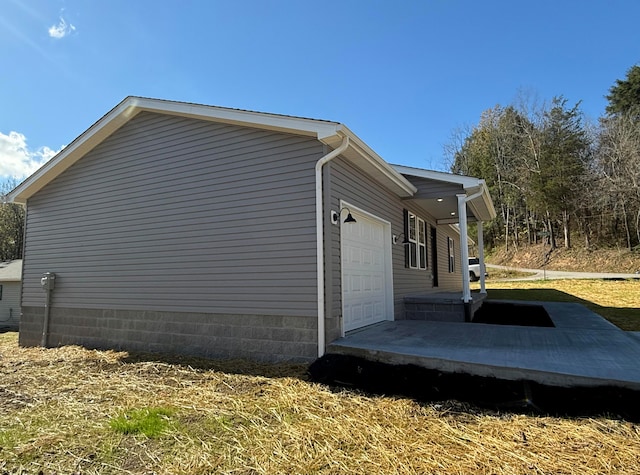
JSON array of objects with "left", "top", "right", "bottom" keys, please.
[
  {"left": 488, "top": 244, "right": 640, "bottom": 273},
  {"left": 0, "top": 386, "right": 35, "bottom": 411}
]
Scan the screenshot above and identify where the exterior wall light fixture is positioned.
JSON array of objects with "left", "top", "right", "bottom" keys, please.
[
  {"left": 331, "top": 207, "right": 357, "bottom": 225},
  {"left": 392, "top": 232, "right": 410, "bottom": 245}
]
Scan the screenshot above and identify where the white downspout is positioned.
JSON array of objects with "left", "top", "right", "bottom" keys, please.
[
  {"left": 315, "top": 136, "right": 350, "bottom": 358},
  {"left": 457, "top": 189, "right": 485, "bottom": 304}
]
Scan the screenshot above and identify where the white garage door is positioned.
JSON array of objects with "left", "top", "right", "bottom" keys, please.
[{"left": 341, "top": 210, "right": 391, "bottom": 332}]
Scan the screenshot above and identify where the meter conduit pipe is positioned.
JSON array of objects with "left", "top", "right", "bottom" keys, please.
[
  {"left": 315, "top": 136, "right": 349, "bottom": 358},
  {"left": 40, "top": 272, "right": 56, "bottom": 347}
]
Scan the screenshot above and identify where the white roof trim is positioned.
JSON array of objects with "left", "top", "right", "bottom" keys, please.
[
  {"left": 392, "top": 164, "right": 483, "bottom": 189},
  {"left": 336, "top": 126, "right": 416, "bottom": 197},
  {"left": 8, "top": 96, "right": 416, "bottom": 203},
  {"left": 130, "top": 97, "right": 345, "bottom": 138}
]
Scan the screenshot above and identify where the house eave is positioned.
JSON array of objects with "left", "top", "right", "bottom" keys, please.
[
  {"left": 7, "top": 96, "right": 417, "bottom": 204},
  {"left": 7, "top": 97, "right": 347, "bottom": 204},
  {"left": 130, "top": 97, "right": 344, "bottom": 139},
  {"left": 8, "top": 100, "right": 139, "bottom": 204},
  {"left": 0, "top": 260, "right": 23, "bottom": 281},
  {"left": 324, "top": 127, "right": 417, "bottom": 198}
]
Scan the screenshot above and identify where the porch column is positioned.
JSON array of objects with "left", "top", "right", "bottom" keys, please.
[
  {"left": 478, "top": 220, "right": 487, "bottom": 294},
  {"left": 457, "top": 194, "right": 471, "bottom": 303}
]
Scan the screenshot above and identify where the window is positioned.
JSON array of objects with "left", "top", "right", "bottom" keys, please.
[
  {"left": 418, "top": 219, "right": 427, "bottom": 269},
  {"left": 447, "top": 237, "right": 455, "bottom": 273},
  {"left": 404, "top": 209, "right": 427, "bottom": 270},
  {"left": 408, "top": 212, "right": 417, "bottom": 268}
]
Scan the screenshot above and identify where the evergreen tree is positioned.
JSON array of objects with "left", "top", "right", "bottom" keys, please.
[
  {"left": 605, "top": 65, "right": 640, "bottom": 117},
  {"left": 530, "top": 97, "right": 590, "bottom": 248}
]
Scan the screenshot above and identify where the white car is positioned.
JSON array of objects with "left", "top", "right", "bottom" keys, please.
[{"left": 468, "top": 257, "right": 488, "bottom": 282}]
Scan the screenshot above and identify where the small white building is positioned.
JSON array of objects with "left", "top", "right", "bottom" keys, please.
[{"left": 0, "top": 260, "right": 22, "bottom": 330}]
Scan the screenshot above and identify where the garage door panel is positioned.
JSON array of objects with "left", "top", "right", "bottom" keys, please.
[
  {"left": 363, "top": 275, "right": 372, "bottom": 292},
  {"left": 342, "top": 211, "right": 390, "bottom": 332},
  {"left": 372, "top": 276, "right": 382, "bottom": 295}
]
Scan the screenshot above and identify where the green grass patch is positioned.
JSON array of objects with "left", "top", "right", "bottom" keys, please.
[{"left": 109, "top": 407, "right": 176, "bottom": 438}]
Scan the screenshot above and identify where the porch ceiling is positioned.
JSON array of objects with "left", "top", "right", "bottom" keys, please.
[
  {"left": 406, "top": 195, "right": 465, "bottom": 224},
  {"left": 405, "top": 195, "right": 491, "bottom": 224},
  {"left": 392, "top": 165, "right": 496, "bottom": 224}
]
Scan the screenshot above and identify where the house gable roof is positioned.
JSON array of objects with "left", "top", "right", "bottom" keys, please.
[
  {"left": 0, "top": 260, "right": 22, "bottom": 282},
  {"left": 7, "top": 97, "right": 416, "bottom": 204}
]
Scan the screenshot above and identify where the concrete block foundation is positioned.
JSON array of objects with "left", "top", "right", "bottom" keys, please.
[
  {"left": 19, "top": 306, "right": 318, "bottom": 363},
  {"left": 404, "top": 292, "right": 486, "bottom": 322}
]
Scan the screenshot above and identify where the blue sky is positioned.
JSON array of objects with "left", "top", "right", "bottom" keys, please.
[{"left": 2, "top": 0, "right": 640, "bottom": 180}]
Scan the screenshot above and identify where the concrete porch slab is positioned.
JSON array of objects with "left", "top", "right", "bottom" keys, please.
[{"left": 327, "top": 301, "right": 640, "bottom": 390}]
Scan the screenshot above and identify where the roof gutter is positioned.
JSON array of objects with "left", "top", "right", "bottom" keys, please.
[{"left": 315, "top": 136, "right": 350, "bottom": 358}]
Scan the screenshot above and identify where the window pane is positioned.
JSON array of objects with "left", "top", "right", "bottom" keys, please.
[
  {"left": 424, "top": 221, "right": 429, "bottom": 268},
  {"left": 418, "top": 219, "right": 425, "bottom": 245},
  {"left": 409, "top": 214, "right": 417, "bottom": 242},
  {"left": 410, "top": 243, "right": 417, "bottom": 268},
  {"left": 419, "top": 246, "right": 426, "bottom": 269}
]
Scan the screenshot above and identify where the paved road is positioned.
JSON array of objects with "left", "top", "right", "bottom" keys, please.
[{"left": 486, "top": 263, "right": 640, "bottom": 281}]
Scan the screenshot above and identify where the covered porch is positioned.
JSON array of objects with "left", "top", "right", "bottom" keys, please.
[{"left": 392, "top": 165, "right": 497, "bottom": 320}]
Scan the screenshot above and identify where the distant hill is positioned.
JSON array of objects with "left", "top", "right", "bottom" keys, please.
[{"left": 487, "top": 244, "right": 640, "bottom": 274}]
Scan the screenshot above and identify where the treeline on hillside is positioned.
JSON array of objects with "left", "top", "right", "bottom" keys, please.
[
  {"left": 0, "top": 179, "right": 24, "bottom": 261},
  {"left": 449, "top": 65, "right": 640, "bottom": 252}
]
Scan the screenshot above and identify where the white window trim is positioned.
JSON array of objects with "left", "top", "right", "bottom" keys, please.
[
  {"left": 406, "top": 212, "right": 428, "bottom": 271},
  {"left": 408, "top": 212, "right": 418, "bottom": 269}
]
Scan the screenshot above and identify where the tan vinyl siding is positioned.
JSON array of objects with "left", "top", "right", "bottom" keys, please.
[
  {"left": 434, "top": 226, "right": 463, "bottom": 290},
  {"left": 404, "top": 175, "right": 464, "bottom": 290},
  {"left": 22, "top": 111, "right": 323, "bottom": 317}
]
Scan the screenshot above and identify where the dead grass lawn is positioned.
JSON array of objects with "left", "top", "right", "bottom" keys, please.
[{"left": 1, "top": 332, "right": 640, "bottom": 474}]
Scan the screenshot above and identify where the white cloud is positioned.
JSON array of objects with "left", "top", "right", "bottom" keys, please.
[
  {"left": 0, "top": 131, "right": 63, "bottom": 179},
  {"left": 48, "top": 17, "right": 76, "bottom": 39}
]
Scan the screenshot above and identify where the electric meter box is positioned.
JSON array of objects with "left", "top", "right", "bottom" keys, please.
[{"left": 41, "top": 272, "right": 56, "bottom": 291}]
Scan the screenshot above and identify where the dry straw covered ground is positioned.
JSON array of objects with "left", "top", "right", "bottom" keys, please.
[{"left": 1, "top": 331, "right": 640, "bottom": 474}]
